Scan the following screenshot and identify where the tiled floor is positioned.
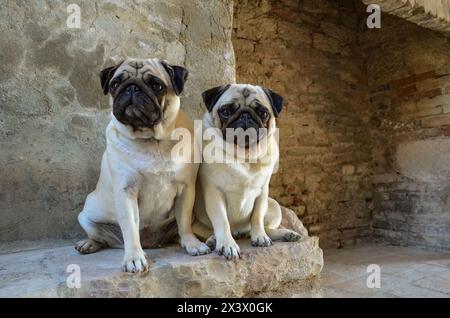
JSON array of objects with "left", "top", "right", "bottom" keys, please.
[
  {"left": 317, "top": 244, "right": 450, "bottom": 297},
  {"left": 261, "top": 243, "right": 450, "bottom": 297}
]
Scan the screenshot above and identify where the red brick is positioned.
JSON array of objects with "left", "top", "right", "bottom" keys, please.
[
  {"left": 416, "top": 78, "right": 441, "bottom": 92},
  {"left": 414, "top": 70, "right": 436, "bottom": 82},
  {"left": 390, "top": 75, "right": 416, "bottom": 88},
  {"left": 420, "top": 88, "right": 442, "bottom": 99},
  {"left": 285, "top": 184, "right": 297, "bottom": 194},
  {"left": 396, "top": 85, "right": 417, "bottom": 98},
  {"left": 389, "top": 71, "right": 436, "bottom": 89},
  {"left": 441, "top": 126, "right": 450, "bottom": 136}
]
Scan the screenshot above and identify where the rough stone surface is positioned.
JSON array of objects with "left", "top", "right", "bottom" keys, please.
[
  {"left": 0, "top": 237, "right": 323, "bottom": 298},
  {"left": 233, "top": 0, "right": 374, "bottom": 248},
  {"left": 0, "top": 0, "right": 235, "bottom": 242}
]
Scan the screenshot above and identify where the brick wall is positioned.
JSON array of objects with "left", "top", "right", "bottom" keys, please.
[
  {"left": 363, "top": 13, "right": 450, "bottom": 249},
  {"left": 234, "top": 0, "right": 450, "bottom": 250},
  {"left": 233, "top": 0, "right": 373, "bottom": 248}
]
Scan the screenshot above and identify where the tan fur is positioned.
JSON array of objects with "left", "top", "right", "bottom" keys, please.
[
  {"left": 75, "top": 58, "right": 209, "bottom": 273},
  {"left": 193, "top": 84, "right": 301, "bottom": 260}
]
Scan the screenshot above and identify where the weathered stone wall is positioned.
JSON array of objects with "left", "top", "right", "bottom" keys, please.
[
  {"left": 362, "top": 13, "right": 450, "bottom": 249},
  {"left": 233, "top": 0, "right": 374, "bottom": 248},
  {"left": 0, "top": 0, "right": 235, "bottom": 241}
]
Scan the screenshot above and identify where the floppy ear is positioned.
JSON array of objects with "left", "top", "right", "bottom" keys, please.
[
  {"left": 161, "top": 61, "right": 189, "bottom": 96},
  {"left": 202, "top": 84, "right": 231, "bottom": 112},
  {"left": 262, "top": 87, "right": 284, "bottom": 117},
  {"left": 99, "top": 61, "right": 123, "bottom": 95}
]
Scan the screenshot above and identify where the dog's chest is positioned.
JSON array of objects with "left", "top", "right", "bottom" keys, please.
[
  {"left": 125, "top": 140, "right": 182, "bottom": 174},
  {"left": 138, "top": 172, "right": 179, "bottom": 225},
  {"left": 214, "top": 163, "right": 272, "bottom": 219},
  {"left": 112, "top": 138, "right": 188, "bottom": 224},
  {"left": 217, "top": 162, "right": 270, "bottom": 191}
]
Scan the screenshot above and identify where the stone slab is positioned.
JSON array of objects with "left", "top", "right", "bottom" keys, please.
[{"left": 0, "top": 237, "right": 323, "bottom": 298}]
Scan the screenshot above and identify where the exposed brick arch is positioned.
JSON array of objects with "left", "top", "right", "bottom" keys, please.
[{"left": 362, "top": 0, "right": 450, "bottom": 36}]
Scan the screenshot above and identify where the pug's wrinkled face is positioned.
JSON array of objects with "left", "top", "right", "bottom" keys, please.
[
  {"left": 100, "top": 58, "right": 188, "bottom": 129},
  {"left": 202, "top": 84, "right": 283, "bottom": 147}
]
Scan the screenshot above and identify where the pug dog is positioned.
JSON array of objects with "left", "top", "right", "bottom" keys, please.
[
  {"left": 192, "top": 84, "right": 301, "bottom": 260},
  {"left": 75, "top": 58, "right": 210, "bottom": 273}
]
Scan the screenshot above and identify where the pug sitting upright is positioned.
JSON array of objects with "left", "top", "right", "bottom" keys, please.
[
  {"left": 75, "top": 58, "right": 210, "bottom": 273},
  {"left": 192, "top": 84, "right": 301, "bottom": 260}
]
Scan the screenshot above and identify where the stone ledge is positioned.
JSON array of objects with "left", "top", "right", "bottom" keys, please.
[{"left": 0, "top": 237, "right": 323, "bottom": 298}]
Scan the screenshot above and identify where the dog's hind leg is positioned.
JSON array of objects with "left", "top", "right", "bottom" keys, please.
[
  {"left": 264, "top": 198, "right": 301, "bottom": 242},
  {"left": 232, "top": 225, "right": 250, "bottom": 239},
  {"left": 75, "top": 210, "right": 123, "bottom": 254}
]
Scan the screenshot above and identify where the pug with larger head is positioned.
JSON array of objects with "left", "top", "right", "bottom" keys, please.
[
  {"left": 192, "top": 84, "right": 301, "bottom": 260},
  {"left": 75, "top": 58, "right": 210, "bottom": 273}
]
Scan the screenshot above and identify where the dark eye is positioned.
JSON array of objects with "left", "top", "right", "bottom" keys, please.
[
  {"left": 258, "top": 108, "right": 269, "bottom": 120},
  {"left": 152, "top": 82, "right": 163, "bottom": 92},
  {"left": 219, "top": 105, "right": 233, "bottom": 118},
  {"left": 110, "top": 80, "right": 120, "bottom": 91}
]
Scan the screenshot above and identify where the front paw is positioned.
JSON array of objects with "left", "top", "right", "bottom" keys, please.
[
  {"left": 215, "top": 236, "right": 241, "bottom": 260},
  {"left": 122, "top": 249, "right": 149, "bottom": 273},
  {"left": 181, "top": 234, "right": 211, "bottom": 256},
  {"left": 251, "top": 233, "right": 273, "bottom": 247}
]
